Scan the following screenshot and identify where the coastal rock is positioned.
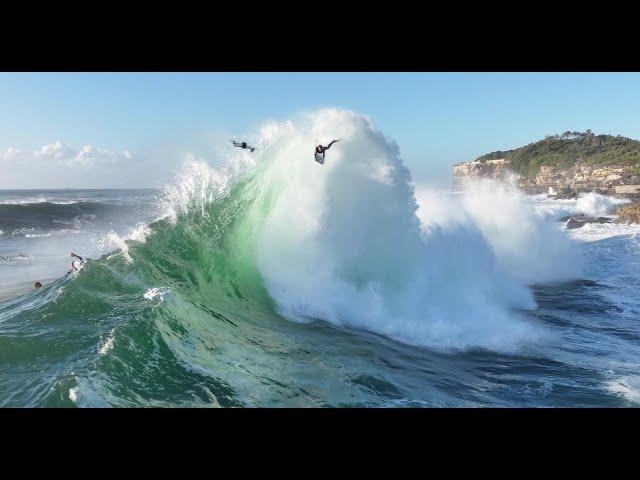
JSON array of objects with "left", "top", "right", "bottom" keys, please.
[
  {"left": 554, "top": 187, "right": 578, "bottom": 199},
  {"left": 455, "top": 160, "right": 640, "bottom": 197},
  {"left": 560, "top": 215, "right": 612, "bottom": 229},
  {"left": 615, "top": 203, "right": 640, "bottom": 224},
  {"left": 452, "top": 158, "right": 513, "bottom": 189}
]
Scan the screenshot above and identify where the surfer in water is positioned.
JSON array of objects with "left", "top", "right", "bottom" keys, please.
[
  {"left": 69, "top": 252, "right": 85, "bottom": 272},
  {"left": 314, "top": 139, "right": 340, "bottom": 164},
  {"left": 232, "top": 141, "right": 256, "bottom": 153}
]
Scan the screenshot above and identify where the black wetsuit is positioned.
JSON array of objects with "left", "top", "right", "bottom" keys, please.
[
  {"left": 70, "top": 253, "right": 85, "bottom": 273},
  {"left": 314, "top": 140, "right": 340, "bottom": 164},
  {"left": 233, "top": 141, "right": 255, "bottom": 152}
]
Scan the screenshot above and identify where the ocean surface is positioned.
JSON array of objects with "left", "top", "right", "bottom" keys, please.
[{"left": 2, "top": 109, "right": 640, "bottom": 407}]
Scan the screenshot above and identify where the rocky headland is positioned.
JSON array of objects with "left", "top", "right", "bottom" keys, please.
[{"left": 453, "top": 131, "right": 640, "bottom": 200}]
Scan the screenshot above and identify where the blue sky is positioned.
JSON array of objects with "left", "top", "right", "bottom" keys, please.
[{"left": 2, "top": 72, "right": 640, "bottom": 188}]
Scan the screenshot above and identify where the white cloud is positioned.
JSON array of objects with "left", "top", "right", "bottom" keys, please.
[
  {"left": 0, "top": 140, "right": 155, "bottom": 188},
  {"left": 2, "top": 147, "right": 23, "bottom": 162},
  {"left": 1, "top": 141, "right": 138, "bottom": 188},
  {"left": 31, "top": 140, "right": 132, "bottom": 168},
  {"left": 34, "top": 140, "right": 75, "bottom": 162},
  {"left": 72, "top": 145, "right": 119, "bottom": 167}
]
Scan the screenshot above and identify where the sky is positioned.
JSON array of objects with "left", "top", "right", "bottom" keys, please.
[{"left": 2, "top": 72, "right": 640, "bottom": 189}]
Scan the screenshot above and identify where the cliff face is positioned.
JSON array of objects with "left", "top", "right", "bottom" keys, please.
[
  {"left": 454, "top": 159, "right": 640, "bottom": 198},
  {"left": 615, "top": 203, "right": 640, "bottom": 223},
  {"left": 527, "top": 163, "right": 640, "bottom": 196},
  {"left": 453, "top": 159, "right": 512, "bottom": 189}
]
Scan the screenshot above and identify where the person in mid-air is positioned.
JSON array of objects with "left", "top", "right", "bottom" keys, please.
[
  {"left": 69, "top": 252, "right": 85, "bottom": 272},
  {"left": 232, "top": 141, "right": 256, "bottom": 153},
  {"left": 314, "top": 139, "right": 340, "bottom": 164}
]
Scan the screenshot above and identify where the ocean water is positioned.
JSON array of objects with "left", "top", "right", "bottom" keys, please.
[
  {"left": 1, "top": 109, "right": 639, "bottom": 407},
  {"left": 0, "top": 189, "right": 162, "bottom": 301}
]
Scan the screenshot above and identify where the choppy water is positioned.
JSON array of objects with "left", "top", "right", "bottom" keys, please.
[
  {"left": 0, "top": 189, "right": 161, "bottom": 301},
  {"left": 1, "top": 109, "right": 639, "bottom": 407}
]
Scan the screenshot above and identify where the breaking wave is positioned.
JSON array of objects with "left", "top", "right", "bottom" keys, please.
[{"left": 2, "top": 109, "right": 597, "bottom": 407}]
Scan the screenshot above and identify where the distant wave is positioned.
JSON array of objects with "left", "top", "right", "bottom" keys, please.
[
  {"left": 0, "top": 201, "right": 129, "bottom": 234},
  {"left": 0, "top": 253, "right": 32, "bottom": 264},
  {"left": 0, "top": 197, "right": 77, "bottom": 205}
]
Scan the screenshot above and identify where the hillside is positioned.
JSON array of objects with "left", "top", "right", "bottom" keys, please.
[{"left": 476, "top": 131, "right": 640, "bottom": 178}]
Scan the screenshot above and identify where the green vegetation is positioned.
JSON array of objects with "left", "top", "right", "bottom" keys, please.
[{"left": 477, "top": 131, "right": 640, "bottom": 177}]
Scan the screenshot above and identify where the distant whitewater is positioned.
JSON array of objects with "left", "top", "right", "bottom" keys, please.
[{"left": 1, "top": 109, "right": 640, "bottom": 407}]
